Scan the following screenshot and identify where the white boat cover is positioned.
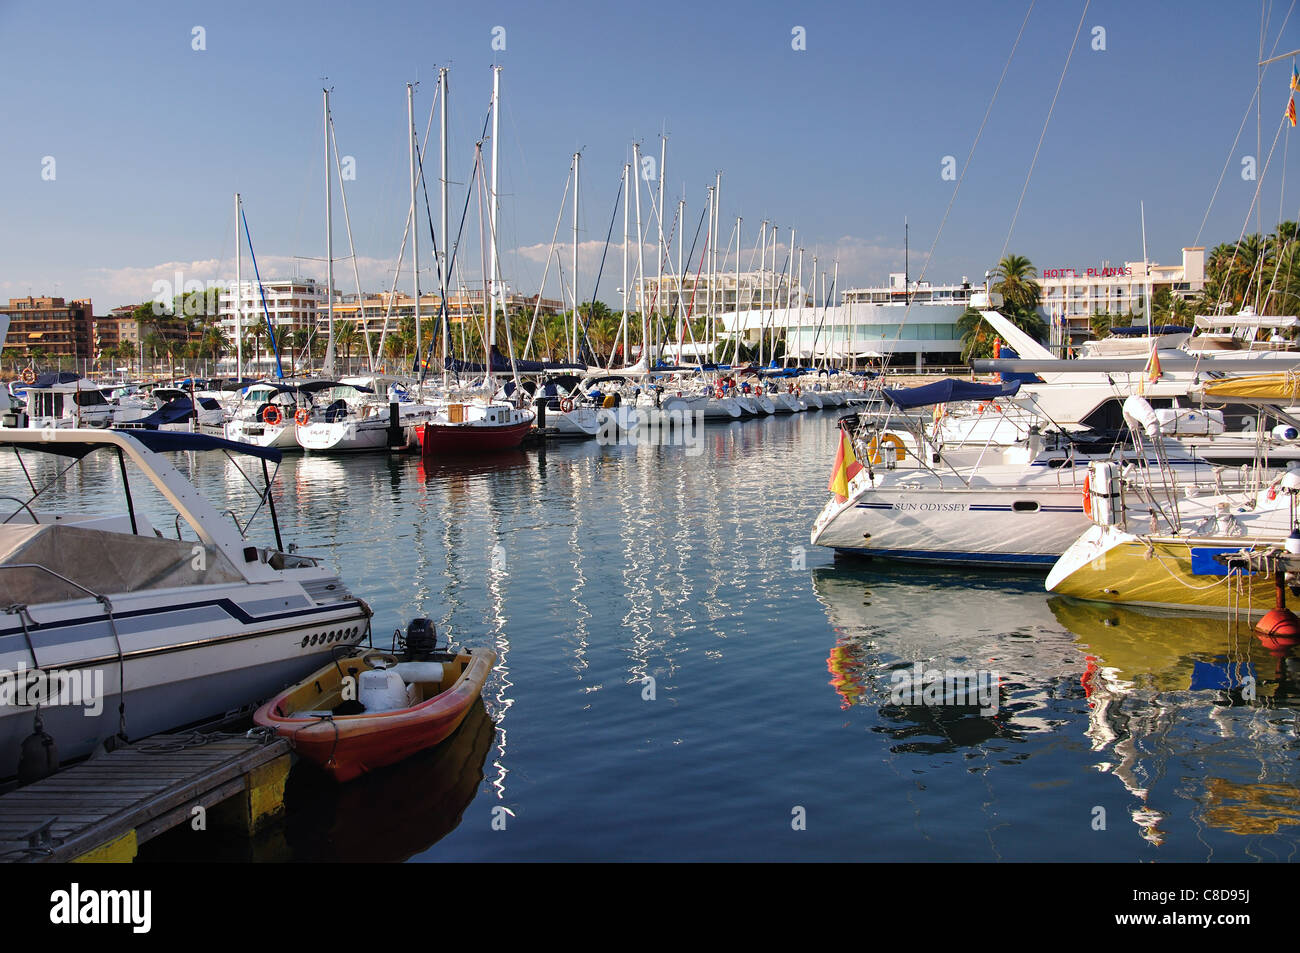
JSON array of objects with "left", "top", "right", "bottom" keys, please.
[{"left": 0, "top": 523, "right": 244, "bottom": 605}]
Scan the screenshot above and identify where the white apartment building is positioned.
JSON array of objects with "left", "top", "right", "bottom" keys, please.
[
  {"left": 217, "top": 278, "right": 326, "bottom": 339},
  {"left": 637, "top": 270, "right": 807, "bottom": 314}
]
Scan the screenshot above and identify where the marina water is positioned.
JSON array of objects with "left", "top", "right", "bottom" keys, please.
[{"left": 9, "top": 414, "right": 1300, "bottom": 861}]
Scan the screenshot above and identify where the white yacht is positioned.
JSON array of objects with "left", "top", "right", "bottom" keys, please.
[
  {"left": 8, "top": 373, "right": 114, "bottom": 429},
  {"left": 810, "top": 382, "right": 1264, "bottom": 569},
  {"left": 296, "top": 377, "right": 437, "bottom": 453},
  {"left": 0, "top": 428, "right": 373, "bottom": 779}
]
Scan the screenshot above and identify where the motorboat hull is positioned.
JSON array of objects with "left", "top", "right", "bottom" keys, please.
[
  {"left": 0, "top": 581, "right": 369, "bottom": 778},
  {"left": 254, "top": 648, "right": 496, "bottom": 782}
]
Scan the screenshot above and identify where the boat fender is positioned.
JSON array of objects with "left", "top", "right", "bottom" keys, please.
[
  {"left": 393, "top": 661, "right": 445, "bottom": 684},
  {"left": 358, "top": 668, "right": 409, "bottom": 713},
  {"left": 1272, "top": 424, "right": 1300, "bottom": 442},
  {"left": 1121, "top": 395, "right": 1161, "bottom": 439},
  {"left": 18, "top": 712, "right": 58, "bottom": 784}
]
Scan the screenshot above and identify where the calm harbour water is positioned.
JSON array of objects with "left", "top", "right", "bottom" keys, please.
[{"left": 11, "top": 414, "right": 1300, "bottom": 862}]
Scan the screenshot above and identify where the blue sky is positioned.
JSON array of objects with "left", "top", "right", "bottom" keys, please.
[{"left": 2, "top": 0, "right": 1297, "bottom": 311}]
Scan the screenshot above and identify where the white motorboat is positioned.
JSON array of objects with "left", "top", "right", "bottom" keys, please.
[
  {"left": 8, "top": 373, "right": 114, "bottom": 430},
  {"left": 0, "top": 428, "right": 374, "bottom": 779},
  {"left": 296, "top": 378, "right": 437, "bottom": 453}
]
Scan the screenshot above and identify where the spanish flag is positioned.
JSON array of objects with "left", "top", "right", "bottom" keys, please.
[
  {"left": 828, "top": 429, "right": 864, "bottom": 503},
  {"left": 1142, "top": 339, "right": 1162, "bottom": 393},
  {"left": 1288, "top": 94, "right": 1297, "bottom": 128}
]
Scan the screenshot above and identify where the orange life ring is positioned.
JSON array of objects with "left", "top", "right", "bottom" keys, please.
[
  {"left": 755, "top": 385, "right": 764, "bottom": 396},
  {"left": 263, "top": 405, "right": 283, "bottom": 426},
  {"left": 294, "top": 408, "right": 310, "bottom": 426},
  {"left": 560, "top": 397, "right": 575, "bottom": 413},
  {"left": 20, "top": 367, "right": 36, "bottom": 385},
  {"left": 1081, "top": 473, "right": 1092, "bottom": 516},
  {"left": 860, "top": 380, "right": 869, "bottom": 391},
  {"left": 715, "top": 385, "right": 725, "bottom": 399},
  {"left": 867, "top": 432, "right": 906, "bottom": 465}
]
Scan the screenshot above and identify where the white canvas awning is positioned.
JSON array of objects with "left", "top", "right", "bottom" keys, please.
[{"left": 1194, "top": 314, "right": 1298, "bottom": 330}]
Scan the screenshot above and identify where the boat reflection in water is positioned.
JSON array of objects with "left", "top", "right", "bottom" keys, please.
[
  {"left": 279, "top": 699, "right": 495, "bottom": 862},
  {"left": 138, "top": 700, "right": 494, "bottom": 862},
  {"left": 811, "top": 565, "right": 1085, "bottom": 753},
  {"left": 1048, "top": 596, "right": 1300, "bottom": 846},
  {"left": 811, "top": 563, "right": 1300, "bottom": 854}
]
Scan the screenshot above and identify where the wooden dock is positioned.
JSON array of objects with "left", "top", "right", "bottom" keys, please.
[{"left": 0, "top": 731, "right": 291, "bottom": 863}]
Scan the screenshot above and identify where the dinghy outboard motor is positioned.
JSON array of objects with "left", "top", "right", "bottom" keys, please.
[
  {"left": 403, "top": 618, "right": 437, "bottom": 661},
  {"left": 18, "top": 713, "right": 58, "bottom": 784}
]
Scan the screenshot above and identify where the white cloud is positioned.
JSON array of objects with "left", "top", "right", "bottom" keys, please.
[{"left": 19, "top": 233, "right": 914, "bottom": 315}]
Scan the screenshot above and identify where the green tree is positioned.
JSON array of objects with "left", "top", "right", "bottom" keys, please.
[{"left": 992, "top": 254, "right": 1042, "bottom": 312}]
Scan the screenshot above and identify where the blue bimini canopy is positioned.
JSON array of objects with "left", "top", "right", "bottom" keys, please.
[
  {"left": 882, "top": 378, "right": 1021, "bottom": 410},
  {"left": 112, "top": 429, "right": 283, "bottom": 463},
  {"left": 133, "top": 397, "right": 198, "bottom": 429}
]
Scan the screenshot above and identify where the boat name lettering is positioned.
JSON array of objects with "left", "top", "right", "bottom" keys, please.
[{"left": 891, "top": 501, "right": 968, "bottom": 512}]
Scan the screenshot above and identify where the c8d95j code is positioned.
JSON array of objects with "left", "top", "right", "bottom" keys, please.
[{"left": 1134, "top": 890, "right": 1249, "bottom": 903}]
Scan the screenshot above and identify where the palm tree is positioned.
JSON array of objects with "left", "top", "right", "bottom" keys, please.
[
  {"left": 992, "top": 254, "right": 1042, "bottom": 312},
  {"left": 957, "top": 307, "right": 995, "bottom": 361},
  {"left": 201, "top": 326, "right": 229, "bottom": 368},
  {"left": 334, "top": 321, "right": 358, "bottom": 370}
]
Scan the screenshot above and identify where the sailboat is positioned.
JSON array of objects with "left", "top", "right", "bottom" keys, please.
[{"left": 414, "top": 67, "right": 534, "bottom": 457}]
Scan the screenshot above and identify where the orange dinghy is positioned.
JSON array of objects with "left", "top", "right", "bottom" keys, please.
[{"left": 255, "top": 630, "right": 495, "bottom": 782}]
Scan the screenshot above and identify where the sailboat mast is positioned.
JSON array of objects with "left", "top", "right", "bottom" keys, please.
[
  {"left": 706, "top": 185, "right": 714, "bottom": 360},
  {"left": 324, "top": 88, "right": 335, "bottom": 375},
  {"left": 785, "top": 228, "right": 795, "bottom": 366},
  {"left": 621, "top": 162, "right": 629, "bottom": 365},
  {"left": 407, "top": 82, "right": 421, "bottom": 372},
  {"left": 758, "top": 221, "right": 768, "bottom": 365},
  {"left": 632, "top": 142, "right": 646, "bottom": 364},
  {"left": 488, "top": 65, "right": 502, "bottom": 390},
  {"left": 677, "top": 196, "right": 685, "bottom": 366},
  {"left": 655, "top": 135, "right": 666, "bottom": 367},
  {"left": 733, "top": 216, "right": 741, "bottom": 363},
  {"left": 712, "top": 172, "right": 721, "bottom": 358},
  {"left": 440, "top": 67, "right": 450, "bottom": 385},
  {"left": 797, "top": 246, "right": 804, "bottom": 367},
  {"left": 572, "top": 151, "right": 580, "bottom": 365},
  {"left": 234, "top": 192, "right": 242, "bottom": 379},
  {"left": 1140, "top": 200, "right": 1152, "bottom": 337}
]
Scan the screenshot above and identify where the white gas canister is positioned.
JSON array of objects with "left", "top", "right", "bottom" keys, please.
[
  {"left": 1089, "top": 461, "right": 1118, "bottom": 526},
  {"left": 358, "top": 668, "right": 409, "bottom": 712}
]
